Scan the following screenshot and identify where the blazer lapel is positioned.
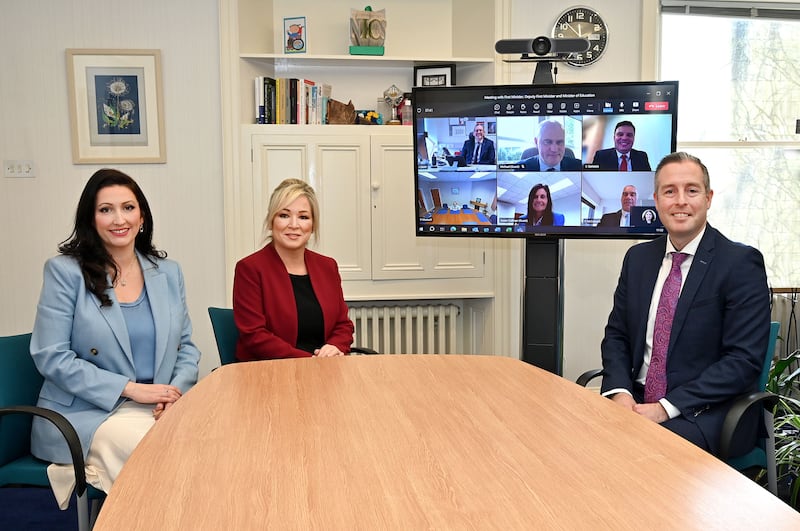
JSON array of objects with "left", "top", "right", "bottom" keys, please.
[
  {"left": 670, "top": 228, "right": 715, "bottom": 351},
  {"left": 636, "top": 242, "right": 664, "bottom": 354},
  {"left": 142, "top": 257, "right": 169, "bottom": 373},
  {"left": 93, "top": 278, "right": 135, "bottom": 366}
]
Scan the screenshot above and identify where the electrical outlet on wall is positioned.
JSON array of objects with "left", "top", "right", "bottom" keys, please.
[{"left": 3, "top": 160, "right": 35, "bottom": 178}]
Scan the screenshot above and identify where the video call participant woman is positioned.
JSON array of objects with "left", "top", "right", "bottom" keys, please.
[
  {"left": 233, "top": 178, "right": 354, "bottom": 360},
  {"left": 525, "top": 183, "right": 564, "bottom": 227},
  {"left": 30, "top": 169, "right": 201, "bottom": 508}
]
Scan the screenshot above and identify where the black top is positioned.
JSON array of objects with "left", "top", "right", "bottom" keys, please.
[{"left": 289, "top": 273, "right": 325, "bottom": 354}]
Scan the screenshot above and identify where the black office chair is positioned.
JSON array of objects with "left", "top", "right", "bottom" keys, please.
[
  {"left": 208, "top": 307, "right": 377, "bottom": 362},
  {"left": 576, "top": 321, "right": 781, "bottom": 495},
  {"left": 0, "top": 332, "right": 105, "bottom": 531}
]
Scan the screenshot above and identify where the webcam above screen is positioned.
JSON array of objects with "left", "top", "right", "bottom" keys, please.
[{"left": 412, "top": 80, "right": 678, "bottom": 239}]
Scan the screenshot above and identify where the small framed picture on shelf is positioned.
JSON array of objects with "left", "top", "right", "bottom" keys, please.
[
  {"left": 284, "top": 16, "right": 306, "bottom": 54},
  {"left": 413, "top": 64, "right": 456, "bottom": 87}
]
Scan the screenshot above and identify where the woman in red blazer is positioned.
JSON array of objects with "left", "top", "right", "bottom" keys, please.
[{"left": 233, "top": 179, "right": 354, "bottom": 360}]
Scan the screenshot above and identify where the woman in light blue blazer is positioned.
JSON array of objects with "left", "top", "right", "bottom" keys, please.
[{"left": 30, "top": 169, "right": 200, "bottom": 504}]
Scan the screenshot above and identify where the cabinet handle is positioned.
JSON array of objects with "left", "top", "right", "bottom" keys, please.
[{"left": 371, "top": 182, "right": 380, "bottom": 191}]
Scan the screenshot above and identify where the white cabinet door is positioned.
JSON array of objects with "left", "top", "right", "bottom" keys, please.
[
  {"left": 250, "top": 133, "right": 373, "bottom": 280},
  {"left": 248, "top": 127, "right": 485, "bottom": 285},
  {"left": 370, "top": 133, "right": 485, "bottom": 280}
]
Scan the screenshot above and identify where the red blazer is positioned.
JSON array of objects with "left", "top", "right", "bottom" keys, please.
[{"left": 233, "top": 244, "right": 354, "bottom": 360}]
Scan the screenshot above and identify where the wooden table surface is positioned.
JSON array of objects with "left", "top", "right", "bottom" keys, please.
[{"left": 94, "top": 355, "right": 800, "bottom": 530}]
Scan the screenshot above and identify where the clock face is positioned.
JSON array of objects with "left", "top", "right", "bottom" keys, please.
[{"left": 552, "top": 7, "right": 608, "bottom": 67}]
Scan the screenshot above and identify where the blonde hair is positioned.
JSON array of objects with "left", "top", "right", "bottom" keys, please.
[{"left": 261, "top": 178, "right": 320, "bottom": 244}]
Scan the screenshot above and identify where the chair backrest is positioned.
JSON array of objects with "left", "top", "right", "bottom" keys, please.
[
  {"left": 520, "top": 146, "right": 577, "bottom": 161},
  {"left": 208, "top": 307, "right": 239, "bottom": 365},
  {"left": 758, "top": 321, "right": 781, "bottom": 391},
  {"left": 0, "top": 333, "right": 39, "bottom": 467}
]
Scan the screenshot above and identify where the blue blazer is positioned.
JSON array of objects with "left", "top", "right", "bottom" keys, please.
[
  {"left": 600, "top": 226, "right": 770, "bottom": 455},
  {"left": 30, "top": 254, "right": 200, "bottom": 463}
]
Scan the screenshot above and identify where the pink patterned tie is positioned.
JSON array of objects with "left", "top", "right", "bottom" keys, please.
[{"left": 645, "top": 252, "right": 689, "bottom": 403}]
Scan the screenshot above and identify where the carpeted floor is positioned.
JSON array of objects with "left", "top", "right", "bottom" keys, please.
[{"left": 0, "top": 487, "right": 77, "bottom": 531}]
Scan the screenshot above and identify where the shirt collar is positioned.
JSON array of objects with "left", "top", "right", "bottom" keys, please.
[{"left": 665, "top": 225, "right": 706, "bottom": 257}]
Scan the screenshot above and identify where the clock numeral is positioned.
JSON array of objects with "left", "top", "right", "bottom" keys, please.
[
  {"left": 594, "top": 24, "right": 602, "bottom": 32},
  {"left": 575, "top": 12, "right": 585, "bottom": 20}
]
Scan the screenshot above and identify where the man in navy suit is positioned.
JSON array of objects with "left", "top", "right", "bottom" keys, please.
[
  {"left": 517, "top": 120, "right": 582, "bottom": 171},
  {"left": 600, "top": 152, "right": 770, "bottom": 457},
  {"left": 460, "top": 123, "right": 496, "bottom": 164},
  {"left": 592, "top": 120, "right": 652, "bottom": 171},
  {"left": 597, "top": 185, "right": 638, "bottom": 227}
]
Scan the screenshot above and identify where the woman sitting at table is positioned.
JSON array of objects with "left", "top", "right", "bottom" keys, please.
[
  {"left": 30, "top": 168, "right": 201, "bottom": 508},
  {"left": 233, "top": 178, "right": 354, "bottom": 360}
]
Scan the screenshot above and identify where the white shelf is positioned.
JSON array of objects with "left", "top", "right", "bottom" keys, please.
[{"left": 241, "top": 53, "right": 494, "bottom": 68}]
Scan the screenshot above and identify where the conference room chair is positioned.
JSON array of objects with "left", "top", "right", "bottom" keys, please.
[
  {"left": 575, "top": 321, "right": 781, "bottom": 496},
  {"left": 208, "top": 307, "right": 239, "bottom": 365},
  {"left": 0, "top": 332, "right": 104, "bottom": 531},
  {"left": 208, "top": 307, "right": 378, "bottom": 365}
]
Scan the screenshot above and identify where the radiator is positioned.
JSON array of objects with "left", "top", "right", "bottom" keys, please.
[{"left": 348, "top": 304, "right": 460, "bottom": 354}]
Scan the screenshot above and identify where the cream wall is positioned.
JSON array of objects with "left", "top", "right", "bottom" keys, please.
[
  {"left": 0, "top": 0, "right": 226, "bottom": 377},
  {"left": 1, "top": 0, "right": 656, "bottom": 380}
]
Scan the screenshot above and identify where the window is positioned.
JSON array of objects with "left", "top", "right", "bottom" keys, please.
[{"left": 660, "top": 2, "right": 800, "bottom": 287}]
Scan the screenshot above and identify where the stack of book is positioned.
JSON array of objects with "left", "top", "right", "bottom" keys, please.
[{"left": 255, "top": 77, "right": 332, "bottom": 125}]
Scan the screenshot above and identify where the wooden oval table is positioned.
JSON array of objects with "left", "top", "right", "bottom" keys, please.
[{"left": 94, "top": 355, "right": 800, "bottom": 530}]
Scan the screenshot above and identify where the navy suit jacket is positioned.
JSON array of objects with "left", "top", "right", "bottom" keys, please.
[
  {"left": 592, "top": 148, "right": 652, "bottom": 171},
  {"left": 597, "top": 210, "right": 624, "bottom": 228},
  {"left": 30, "top": 254, "right": 200, "bottom": 463},
  {"left": 518, "top": 155, "right": 582, "bottom": 171},
  {"left": 460, "top": 137, "right": 496, "bottom": 164},
  {"left": 600, "top": 225, "right": 770, "bottom": 456}
]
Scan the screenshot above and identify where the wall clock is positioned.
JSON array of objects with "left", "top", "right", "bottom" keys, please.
[{"left": 552, "top": 7, "right": 608, "bottom": 67}]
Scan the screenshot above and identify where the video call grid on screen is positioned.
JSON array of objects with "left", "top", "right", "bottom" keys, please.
[{"left": 412, "top": 81, "right": 678, "bottom": 239}]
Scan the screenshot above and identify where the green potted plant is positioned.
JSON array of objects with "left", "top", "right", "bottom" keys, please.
[{"left": 765, "top": 348, "right": 800, "bottom": 508}]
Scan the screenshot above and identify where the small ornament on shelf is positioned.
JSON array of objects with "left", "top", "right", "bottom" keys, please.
[
  {"left": 382, "top": 84, "right": 404, "bottom": 125},
  {"left": 349, "top": 6, "right": 386, "bottom": 56}
]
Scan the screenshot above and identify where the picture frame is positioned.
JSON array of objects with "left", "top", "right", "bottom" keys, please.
[
  {"left": 284, "top": 16, "right": 307, "bottom": 54},
  {"left": 413, "top": 64, "right": 456, "bottom": 87},
  {"left": 66, "top": 49, "right": 165, "bottom": 164}
]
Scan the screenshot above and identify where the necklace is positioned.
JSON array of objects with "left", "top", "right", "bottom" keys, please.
[{"left": 117, "top": 254, "right": 138, "bottom": 287}]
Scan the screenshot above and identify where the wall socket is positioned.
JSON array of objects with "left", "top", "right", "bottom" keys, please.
[{"left": 4, "top": 160, "right": 35, "bottom": 178}]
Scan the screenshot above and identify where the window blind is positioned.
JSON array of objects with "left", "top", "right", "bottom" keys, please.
[{"left": 661, "top": 1, "right": 800, "bottom": 19}]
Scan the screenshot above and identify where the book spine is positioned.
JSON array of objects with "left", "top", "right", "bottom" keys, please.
[{"left": 255, "top": 76, "right": 265, "bottom": 124}]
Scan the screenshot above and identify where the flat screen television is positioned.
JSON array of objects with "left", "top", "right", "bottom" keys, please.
[{"left": 412, "top": 80, "right": 678, "bottom": 238}]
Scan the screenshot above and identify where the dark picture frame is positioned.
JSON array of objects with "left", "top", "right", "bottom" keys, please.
[{"left": 413, "top": 64, "right": 456, "bottom": 88}]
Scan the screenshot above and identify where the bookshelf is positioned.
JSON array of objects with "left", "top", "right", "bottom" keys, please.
[{"left": 219, "top": 0, "right": 502, "bottom": 303}]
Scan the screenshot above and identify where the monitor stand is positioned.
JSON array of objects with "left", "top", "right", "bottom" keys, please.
[{"left": 522, "top": 238, "right": 563, "bottom": 374}]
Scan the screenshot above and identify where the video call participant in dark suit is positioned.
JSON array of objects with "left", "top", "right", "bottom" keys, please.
[
  {"left": 460, "top": 123, "right": 496, "bottom": 164},
  {"left": 597, "top": 185, "right": 638, "bottom": 228},
  {"left": 600, "top": 152, "right": 770, "bottom": 457},
  {"left": 233, "top": 178, "right": 355, "bottom": 360},
  {"left": 517, "top": 120, "right": 582, "bottom": 171},
  {"left": 592, "top": 120, "right": 652, "bottom": 171}
]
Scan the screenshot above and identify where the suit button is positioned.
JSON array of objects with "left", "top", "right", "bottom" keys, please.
[{"left": 90, "top": 348, "right": 99, "bottom": 355}]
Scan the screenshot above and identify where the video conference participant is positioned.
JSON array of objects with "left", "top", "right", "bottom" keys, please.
[
  {"left": 600, "top": 152, "right": 770, "bottom": 457},
  {"left": 517, "top": 120, "right": 582, "bottom": 171},
  {"left": 524, "top": 183, "right": 565, "bottom": 227},
  {"left": 592, "top": 120, "right": 652, "bottom": 171},
  {"left": 30, "top": 168, "right": 200, "bottom": 508},
  {"left": 597, "top": 185, "right": 638, "bottom": 228},
  {"left": 460, "top": 122, "right": 496, "bottom": 165},
  {"left": 233, "top": 178, "right": 354, "bottom": 360}
]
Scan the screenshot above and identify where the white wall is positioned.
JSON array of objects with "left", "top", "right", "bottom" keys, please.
[{"left": 0, "top": 0, "right": 225, "bottom": 377}]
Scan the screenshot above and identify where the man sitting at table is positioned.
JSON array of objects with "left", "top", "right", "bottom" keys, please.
[{"left": 600, "top": 152, "right": 770, "bottom": 457}]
